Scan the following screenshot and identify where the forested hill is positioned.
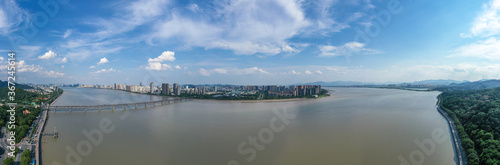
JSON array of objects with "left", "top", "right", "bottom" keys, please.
[
  {"left": 440, "top": 87, "right": 500, "bottom": 165},
  {"left": 0, "top": 80, "right": 33, "bottom": 89},
  {"left": 436, "top": 80, "right": 500, "bottom": 92}
]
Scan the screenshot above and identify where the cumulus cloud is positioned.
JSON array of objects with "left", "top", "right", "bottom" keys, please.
[
  {"left": 316, "top": 70, "right": 323, "bottom": 75},
  {"left": 470, "top": 0, "right": 500, "bottom": 37},
  {"left": 4, "top": 60, "right": 65, "bottom": 77},
  {"left": 282, "top": 70, "right": 301, "bottom": 75},
  {"left": 451, "top": 37, "right": 500, "bottom": 59},
  {"left": 89, "top": 66, "right": 96, "bottom": 69},
  {"left": 174, "top": 65, "right": 181, "bottom": 69},
  {"left": 305, "top": 69, "right": 312, "bottom": 75},
  {"left": 61, "top": 57, "right": 67, "bottom": 63},
  {"left": 319, "top": 42, "right": 382, "bottom": 57},
  {"left": 148, "top": 51, "right": 175, "bottom": 62},
  {"left": 145, "top": 62, "right": 171, "bottom": 71},
  {"left": 91, "top": 68, "right": 116, "bottom": 74},
  {"left": 38, "top": 50, "right": 57, "bottom": 59},
  {"left": 146, "top": 51, "right": 176, "bottom": 71},
  {"left": 97, "top": 57, "right": 109, "bottom": 65}
]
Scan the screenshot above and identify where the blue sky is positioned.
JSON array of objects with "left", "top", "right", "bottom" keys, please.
[{"left": 1, "top": 0, "right": 500, "bottom": 85}]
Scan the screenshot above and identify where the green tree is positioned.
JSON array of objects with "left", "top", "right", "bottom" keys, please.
[{"left": 3, "top": 157, "right": 14, "bottom": 165}]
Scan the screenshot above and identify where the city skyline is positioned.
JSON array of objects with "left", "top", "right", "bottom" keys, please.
[{"left": 1, "top": 0, "right": 500, "bottom": 85}]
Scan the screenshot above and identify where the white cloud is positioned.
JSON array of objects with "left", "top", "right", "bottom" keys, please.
[
  {"left": 97, "top": 57, "right": 109, "bottom": 65},
  {"left": 305, "top": 69, "right": 312, "bottom": 75},
  {"left": 319, "top": 42, "right": 382, "bottom": 57},
  {"left": 91, "top": 68, "right": 116, "bottom": 74},
  {"left": 282, "top": 70, "right": 301, "bottom": 75},
  {"left": 63, "top": 29, "right": 72, "bottom": 38},
  {"left": 43, "top": 70, "right": 65, "bottom": 77},
  {"left": 175, "top": 65, "right": 181, "bottom": 69},
  {"left": 199, "top": 67, "right": 270, "bottom": 76},
  {"left": 146, "top": 62, "right": 172, "bottom": 71},
  {"left": 199, "top": 68, "right": 210, "bottom": 76},
  {"left": 470, "top": 0, "right": 500, "bottom": 37},
  {"left": 451, "top": 37, "right": 500, "bottom": 59},
  {"left": 61, "top": 57, "right": 67, "bottom": 63},
  {"left": 150, "top": 0, "right": 309, "bottom": 55},
  {"left": 4, "top": 60, "right": 64, "bottom": 78},
  {"left": 0, "top": 0, "right": 29, "bottom": 35},
  {"left": 145, "top": 51, "right": 176, "bottom": 71},
  {"left": 61, "top": 65, "right": 65, "bottom": 69},
  {"left": 213, "top": 68, "right": 227, "bottom": 74},
  {"left": 148, "top": 51, "right": 175, "bottom": 62},
  {"left": 187, "top": 3, "right": 200, "bottom": 13},
  {"left": 89, "top": 66, "right": 96, "bottom": 69},
  {"left": 316, "top": 70, "right": 323, "bottom": 75},
  {"left": 0, "top": 9, "right": 6, "bottom": 29},
  {"left": 17, "top": 60, "right": 43, "bottom": 72},
  {"left": 38, "top": 50, "right": 57, "bottom": 59}
]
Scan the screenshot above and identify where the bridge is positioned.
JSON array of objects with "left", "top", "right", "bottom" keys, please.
[{"left": 47, "top": 97, "right": 191, "bottom": 112}]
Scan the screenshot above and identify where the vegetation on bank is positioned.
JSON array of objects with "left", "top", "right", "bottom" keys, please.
[{"left": 439, "top": 88, "right": 500, "bottom": 165}]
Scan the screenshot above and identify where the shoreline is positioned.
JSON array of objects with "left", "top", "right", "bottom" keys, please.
[
  {"left": 436, "top": 97, "right": 466, "bottom": 165},
  {"left": 78, "top": 86, "right": 332, "bottom": 103}
]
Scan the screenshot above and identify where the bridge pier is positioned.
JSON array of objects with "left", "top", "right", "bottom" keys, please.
[
  {"left": 99, "top": 107, "right": 101, "bottom": 112},
  {"left": 154, "top": 102, "right": 156, "bottom": 107},
  {"left": 85, "top": 108, "right": 87, "bottom": 112},
  {"left": 145, "top": 104, "right": 147, "bottom": 108},
  {"left": 70, "top": 108, "right": 71, "bottom": 112},
  {"left": 135, "top": 104, "right": 137, "bottom": 110},
  {"left": 112, "top": 106, "right": 114, "bottom": 111},
  {"left": 124, "top": 106, "right": 126, "bottom": 110}
]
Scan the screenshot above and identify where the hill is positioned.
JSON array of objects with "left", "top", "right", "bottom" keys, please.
[{"left": 0, "top": 80, "right": 33, "bottom": 89}]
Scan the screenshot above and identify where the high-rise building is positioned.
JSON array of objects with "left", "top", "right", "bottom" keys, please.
[
  {"left": 161, "top": 83, "right": 168, "bottom": 95},
  {"left": 140, "top": 82, "right": 143, "bottom": 86},
  {"left": 173, "top": 83, "right": 180, "bottom": 95},
  {"left": 150, "top": 82, "right": 154, "bottom": 94},
  {"left": 166, "top": 83, "right": 170, "bottom": 95}
]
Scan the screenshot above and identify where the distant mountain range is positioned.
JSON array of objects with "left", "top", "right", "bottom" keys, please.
[
  {"left": 302, "top": 79, "right": 500, "bottom": 91},
  {"left": 441, "top": 79, "right": 500, "bottom": 91},
  {"left": 404, "top": 79, "right": 469, "bottom": 86}
]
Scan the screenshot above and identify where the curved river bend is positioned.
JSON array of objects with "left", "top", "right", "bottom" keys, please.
[{"left": 42, "top": 87, "right": 456, "bottom": 165}]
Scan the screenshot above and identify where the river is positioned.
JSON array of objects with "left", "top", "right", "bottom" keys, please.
[{"left": 42, "top": 87, "right": 456, "bottom": 165}]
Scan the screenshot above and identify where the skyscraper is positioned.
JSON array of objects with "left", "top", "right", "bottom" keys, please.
[
  {"left": 161, "top": 83, "right": 168, "bottom": 95},
  {"left": 166, "top": 83, "right": 170, "bottom": 95},
  {"left": 173, "top": 83, "right": 179, "bottom": 95},
  {"left": 150, "top": 82, "right": 154, "bottom": 94}
]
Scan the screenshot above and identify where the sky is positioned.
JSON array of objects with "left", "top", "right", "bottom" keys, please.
[{"left": 0, "top": 0, "right": 500, "bottom": 85}]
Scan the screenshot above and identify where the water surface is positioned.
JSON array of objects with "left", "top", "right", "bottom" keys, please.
[{"left": 42, "top": 87, "right": 456, "bottom": 165}]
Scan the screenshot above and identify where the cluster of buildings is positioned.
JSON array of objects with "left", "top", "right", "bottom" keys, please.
[
  {"left": 266, "top": 85, "right": 322, "bottom": 97},
  {"left": 79, "top": 82, "right": 323, "bottom": 98}
]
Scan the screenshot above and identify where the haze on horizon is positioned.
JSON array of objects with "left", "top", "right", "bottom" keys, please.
[{"left": 1, "top": 0, "right": 500, "bottom": 85}]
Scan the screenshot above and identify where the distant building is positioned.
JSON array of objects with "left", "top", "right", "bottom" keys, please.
[
  {"left": 162, "top": 83, "right": 168, "bottom": 95},
  {"left": 173, "top": 83, "right": 180, "bottom": 95},
  {"left": 150, "top": 82, "right": 154, "bottom": 94}
]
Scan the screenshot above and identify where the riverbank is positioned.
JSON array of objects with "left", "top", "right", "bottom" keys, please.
[{"left": 436, "top": 97, "right": 466, "bottom": 165}]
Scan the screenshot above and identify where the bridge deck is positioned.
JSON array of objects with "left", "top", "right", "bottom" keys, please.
[{"left": 47, "top": 98, "right": 191, "bottom": 111}]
